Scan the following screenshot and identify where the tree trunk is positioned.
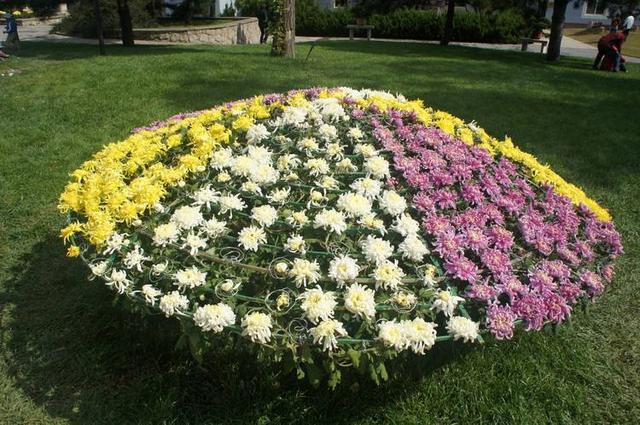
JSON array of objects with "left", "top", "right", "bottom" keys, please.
[
  {"left": 93, "top": 0, "right": 106, "bottom": 55},
  {"left": 271, "top": 0, "right": 295, "bottom": 58},
  {"left": 546, "top": 0, "right": 568, "bottom": 61},
  {"left": 284, "top": 0, "right": 295, "bottom": 58},
  {"left": 441, "top": 0, "right": 455, "bottom": 46},
  {"left": 116, "top": 0, "right": 135, "bottom": 47}
]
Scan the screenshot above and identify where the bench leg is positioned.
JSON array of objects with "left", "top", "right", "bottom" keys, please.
[
  {"left": 540, "top": 43, "right": 545, "bottom": 54},
  {"left": 349, "top": 29, "right": 354, "bottom": 41},
  {"left": 521, "top": 42, "right": 528, "bottom": 52},
  {"left": 367, "top": 29, "right": 371, "bottom": 41}
]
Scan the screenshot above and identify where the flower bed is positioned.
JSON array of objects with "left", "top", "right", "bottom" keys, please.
[{"left": 59, "top": 88, "right": 622, "bottom": 387}]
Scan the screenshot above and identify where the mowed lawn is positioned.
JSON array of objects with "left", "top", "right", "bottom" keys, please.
[{"left": 0, "top": 41, "right": 639, "bottom": 425}]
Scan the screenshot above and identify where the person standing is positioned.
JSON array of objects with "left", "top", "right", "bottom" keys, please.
[
  {"left": 257, "top": 3, "right": 269, "bottom": 44},
  {"left": 622, "top": 13, "right": 635, "bottom": 34},
  {"left": 3, "top": 13, "right": 19, "bottom": 51}
]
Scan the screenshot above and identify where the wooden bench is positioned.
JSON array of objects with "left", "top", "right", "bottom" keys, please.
[
  {"left": 521, "top": 38, "right": 548, "bottom": 54},
  {"left": 347, "top": 24, "right": 374, "bottom": 41}
]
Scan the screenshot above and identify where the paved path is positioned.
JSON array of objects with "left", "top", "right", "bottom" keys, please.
[{"left": 15, "top": 24, "right": 640, "bottom": 64}]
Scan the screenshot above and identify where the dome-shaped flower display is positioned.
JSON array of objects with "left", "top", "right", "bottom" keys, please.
[{"left": 59, "top": 88, "right": 622, "bottom": 386}]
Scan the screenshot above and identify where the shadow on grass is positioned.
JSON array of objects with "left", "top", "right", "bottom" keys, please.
[{"left": 1, "top": 234, "right": 475, "bottom": 424}]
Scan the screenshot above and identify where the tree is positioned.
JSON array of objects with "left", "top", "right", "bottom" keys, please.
[
  {"left": 115, "top": 0, "right": 135, "bottom": 46},
  {"left": 93, "top": 0, "right": 106, "bottom": 54},
  {"left": 546, "top": 0, "right": 568, "bottom": 61},
  {"left": 441, "top": 0, "right": 455, "bottom": 46},
  {"left": 271, "top": 0, "right": 295, "bottom": 58}
]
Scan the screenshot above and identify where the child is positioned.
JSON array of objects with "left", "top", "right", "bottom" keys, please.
[{"left": 3, "top": 13, "right": 19, "bottom": 51}]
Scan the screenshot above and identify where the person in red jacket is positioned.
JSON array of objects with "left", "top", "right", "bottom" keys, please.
[{"left": 593, "top": 30, "right": 627, "bottom": 72}]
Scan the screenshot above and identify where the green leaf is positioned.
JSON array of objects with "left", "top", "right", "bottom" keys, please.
[
  {"left": 306, "top": 363, "right": 323, "bottom": 388},
  {"left": 377, "top": 362, "right": 389, "bottom": 382},
  {"left": 347, "top": 348, "right": 361, "bottom": 368}
]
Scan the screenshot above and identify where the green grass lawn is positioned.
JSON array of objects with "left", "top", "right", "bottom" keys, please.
[{"left": 1, "top": 41, "right": 639, "bottom": 425}]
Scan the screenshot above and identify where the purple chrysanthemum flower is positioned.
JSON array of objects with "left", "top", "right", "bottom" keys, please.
[
  {"left": 445, "top": 255, "right": 480, "bottom": 283},
  {"left": 486, "top": 304, "right": 517, "bottom": 340}
]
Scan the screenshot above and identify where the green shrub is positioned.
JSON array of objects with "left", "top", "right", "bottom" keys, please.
[
  {"left": 368, "top": 9, "right": 442, "bottom": 40},
  {"left": 488, "top": 9, "right": 528, "bottom": 43},
  {"left": 53, "top": 0, "right": 153, "bottom": 38},
  {"left": 296, "top": 0, "right": 353, "bottom": 37}
]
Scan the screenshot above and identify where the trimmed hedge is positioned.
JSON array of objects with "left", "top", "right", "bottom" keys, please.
[{"left": 296, "top": 5, "right": 531, "bottom": 44}]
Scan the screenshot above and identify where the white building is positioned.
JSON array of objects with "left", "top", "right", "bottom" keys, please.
[
  {"left": 545, "top": 0, "right": 611, "bottom": 26},
  {"left": 162, "top": 0, "right": 235, "bottom": 17}
]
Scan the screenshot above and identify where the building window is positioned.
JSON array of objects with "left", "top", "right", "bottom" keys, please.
[{"left": 585, "top": 0, "right": 606, "bottom": 15}]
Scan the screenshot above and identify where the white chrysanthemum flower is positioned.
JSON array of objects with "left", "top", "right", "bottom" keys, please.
[
  {"left": 318, "top": 175, "right": 340, "bottom": 190},
  {"left": 284, "top": 234, "right": 306, "bottom": 254},
  {"left": 289, "top": 258, "right": 322, "bottom": 287},
  {"left": 358, "top": 214, "right": 387, "bottom": 235},
  {"left": 398, "top": 235, "right": 429, "bottom": 262},
  {"left": 405, "top": 318, "right": 437, "bottom": 354},
  {"left": 89, "top": 261, "right": 108, "bottom": 277},
  {"left": 318, "top": 123, "right": 338, "bottom": 141},
  {"left": 202, "top": 217, "right": 228, "bottom": 238},
  {"left": 281, "top": 106, "right": 308, "bottom": 126},
  {"left": 182, "top": 232, "right": 207, "bottom": 256},
  {"left": 173, "top": 265, "right": 207, "bottom": 290},
  {"left": 313, "top": 209, "right": 348, "bottom": 234},
  {"left": 152, "top": 203, "right": 165, "bottom": 213},
  {"left": 230, "top": 155, "right": 256, "bottom": 177},
  {"left": 299, "top": 286, "right": 337, "bottom": 324},
  {"left": 360, "top": 235, "right": 394, "bottom": 264},
  {"left": 285, "top": 210, "right": 310, "bottom": 228},
  {"left": 373, "top": 260, "right": 405, "bottom": 290},
  {"left": 251, "top": 205, "right": 278, "bottom": 227},
  {"left": 159, "top": 291, "right": 189, "bottom": 317},
  {"left": 364, "top": 156, "right": 391, "bottom": 179},
  {"left": 152, "top": 222, "right": 179, "bottom": 247},
  {"left": 325, "top": 142, "right": 344, "bottom": 159},
  {"left": 193, "top": 303, "right": 236, "bottom": 333},
  {"left": 392, "top": 291, "right": 417, "bottom": 309},
  {"left": 123, "top": 244, "right": 150, "bottom": 272},
  {"left": 296, "top": 137, "right": 320, "bottom": 155},
  {"left": 246, "top": 123, "right": 270, "bottom": 144},
  {"left": 336, "top": 192, "right": 373, "bottom": 218},
  {"left": 431, "top": 290, "right": 465, "bottom": 317},
  {"left": 317, "top": 100, "right": 346, "bottom": 122},
  {"left": 241, "top": 312, "right": 273, "bottom": 343},
  {"left": 350, "top": 178, "right": 382, "bottom": 199},
  {"left": 344, "top": 283, "right": 376, "bottom": 320},
  {"left": 247, "top": 145, "right": 273, "bottom": 164},
  {"left": 378, "top": 320, "right": 408, "bottom": 352},
  {"left": 310, "top": 319, "right": 348, "bottom": 351},
  {"left": 210, "top": 147, "right": 234, "bottom": 170},
  {"left": 268, "top": 187, "right": 291, "bottom": 204},
  {"left": 141, "top": 284, "right": 162, "bottom": 305},
  {"left": 285, "top": 172, "right": 299, "bottom": 181},
  {"left": 103, "top": 232, "right": 130, "bottom": 255},
  {"left": 336, "top": 158, "right": 357, "bottom": 172},
  {"left": 218, "top": 194, "right": 246, "bottom": 217},
  {"left": 241, "top": 181, "right": 263, "bottom": 195},
  {"left": 277, "top": 153, "right": 301, "bottom": 171},
  {"left": 392, "top": 214, "right": 420, "bottom": 236},
  {"left": 328, "top": 255, "right": 360, "bottom": 286},
  {"left": 248, "top": 163, "right": 280, "bottom": 185},
  {"left": 347, "top": 126, "right": 364, "bottom": 140},
  {"left": 171, "top": 205, "right": 204, "bottom": 230},
  {"left": 105, "top": 269, "right": 131, "bottom": 294},
  {"left": 447, "top": 316, "right": 479, "bottom": 343},
  {"left": 354, "top": 143, "right": 378, "bottom": 158},
  {"left": 191, "top": 185, "right": 220, "bottom": 209},
  {"left": 379, "top": 190, "right": 407, "bottom": 216},
  {"left": 422, "top": 264, "right": 438, "bottom": 287},
  {"left": 151, "top": 261, "right": 168, "bottom": 275},
  {"left": 304, "top": 158, "right": 331, "bottom": 176},
  {"left": 237, "top": 225, "right": 267, "bottom": 252},
  {"left": 307, "top": 189, "right": 327, "bottom": 207},
  {"left": 217, "top": 171, "right": 231, "bottom": 183}
]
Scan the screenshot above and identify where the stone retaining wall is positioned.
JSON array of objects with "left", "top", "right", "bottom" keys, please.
[{"left": 133, "top": 18, "right": 260, "bottom": 45}]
